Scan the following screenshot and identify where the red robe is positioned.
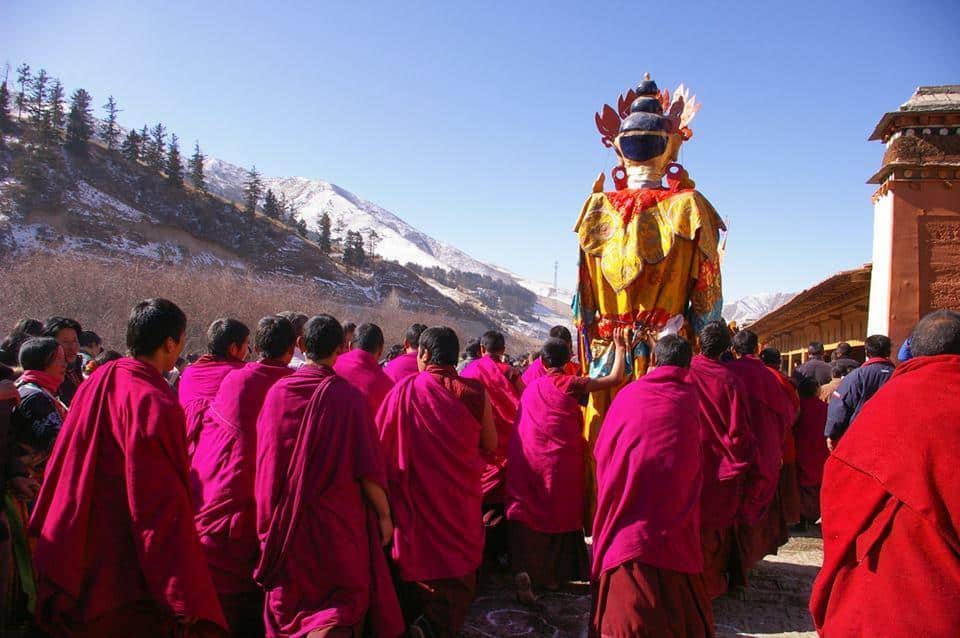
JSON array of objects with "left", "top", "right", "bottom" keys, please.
[
  {"left": 29, "top": 358, "right": 226, "bottom": 633},
  {"left": 810, "top": 354, "right": 960, "bottom": 637},
  {"left": 383, "top": 351, "right": 419, "bottom": 383},
  {"left": 334, "top": 349, "right": 395, "bottom": 415},
  {"left": 795, "top": 395, "right": 828, "bottom": 522},
  {"left": 461, "top": 354, "right": 521, "bottom": 500},
  {"left": 178, "top": 355, "right": 244, "bottom": 455},
  {"left": 255, "top": 364, "right": 403, "bottom": 638},
  {"left": 191, "top": 360, "right": 291, "bottom": 595}
]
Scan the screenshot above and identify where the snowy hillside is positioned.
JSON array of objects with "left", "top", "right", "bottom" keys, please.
[{"left": 723, "top": 292, "right": 796, "bottom": 325}]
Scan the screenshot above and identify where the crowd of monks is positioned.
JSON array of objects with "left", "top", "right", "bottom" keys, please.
[{"left": 8, "top": 297, "right": 960, "bottom": 637}]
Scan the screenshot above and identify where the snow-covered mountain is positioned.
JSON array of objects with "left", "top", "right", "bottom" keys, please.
[{"left": 723, "top": 292, "right": 796, "bottom": 325}]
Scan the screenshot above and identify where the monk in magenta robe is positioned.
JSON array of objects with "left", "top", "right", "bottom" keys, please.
[
  {"left": 179, "top": 318, "right": 249, "bottom": 454},
  {"left": 507, "top": 329, "right": 626, "bottom": 603},
  {"left": 688, "top": 322, "right": 755, "bottom": 599},
  {"left": 793, "top": 376, "right": 828, "bottom": 524},
  {"left": 190, "top": 316, "right": 296, "bottom": 637},
  {"left": 591, "top": 335, "right": 712, "bottom": 638},
  {"left": 377, "top": 326, "right": 497, "bottom": 638},
  {"left": 334, "top": 323, "right": 394, "bottom": 415},
  {"left": 383, "top": 323, "right": 426, "bottom": 383},
  {"left": 30, "top": 299, "right": 226, "bottom": 638},
  {"left": 255, "top": 314, "right": 402, "bottom": 638},
  {"left": 811, "top": 311, "right": 960, "bottom": 637},
  {"left": 521, "top": 325, "right": 579, "bottom": 385},
  {"left": 726, "top": 331, "right": 795, "bottom": 572}
]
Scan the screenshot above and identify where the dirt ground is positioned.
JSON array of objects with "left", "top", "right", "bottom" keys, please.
[{"left": 463, "top": 533, "right": 822, "bottom": 638}]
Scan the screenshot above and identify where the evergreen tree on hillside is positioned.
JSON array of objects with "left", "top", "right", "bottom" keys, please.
[
  {"left": 65, "top": 88, "right": 94, "bottom": 153},
  {"left": 296, "top": 218, "right": 308, "bottom": 237},
  {"left": 28, "top": 69, "right": 48, "bottom": 125},
  {"left": 120, "top": 129, "right": 141, "bottom": 162},
  {"left": 188, "top": 141, "right": 206, "bottom": 192},
  {"left": 277, "top": 192, "right": 289, "bottom": 221},
  {"left": 318, "top": 212, "right": 332, "bottom": 252},
  {"left": 48, "top": 79, "right": 65, "bottom": 139},
  {"left": 262, "top": 188, "right": 279, "bottom": 218},
  {"left": 365, "top": 228, "right": 381, "bottom": 258},
  {"left": 243, "top": 165, "right": 262, "bottom": 217},
  {"left": 166, "top": 133, "right": 183, "bottom": 187},
  {"left": 101, "top": 96, "right": 121, "bottom": 151},
  {"left": 138, "top": 124, "right": 151, "bottom": 161},
  {"left": 0, "top": 81, "right": 11, "bottom": 133},
  {"left": 343, "top": 230, "right": 366, "bottom": 266},
  {"left": 146, "top": 123, "right": 166, "bottom": 171},
  {"left": 15, "top": 64, "right": 30, "bottom": 119}
]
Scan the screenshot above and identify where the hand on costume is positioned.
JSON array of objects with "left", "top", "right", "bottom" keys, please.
[
  {"left": 612, "top": 327, "right": 627, "bottom": 351},
  {"left": 10, "top": 476, "right": 41, "bottom": 501},
  {"left": 378, "top": 515, "right": 394, "bottom": 548}
]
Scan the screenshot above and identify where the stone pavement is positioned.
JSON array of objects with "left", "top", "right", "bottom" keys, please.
[{"left": 463, "top": 534, "right": 822, "bottom": 638}]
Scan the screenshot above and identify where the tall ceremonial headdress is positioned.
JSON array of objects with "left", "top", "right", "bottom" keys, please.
[{"left": 594, "top": 73, "right": 701, "bottom": 190}]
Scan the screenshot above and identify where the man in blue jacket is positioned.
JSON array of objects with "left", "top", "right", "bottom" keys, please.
[{"left": 825, "top": 334, "right": 895, "bottom": 451}]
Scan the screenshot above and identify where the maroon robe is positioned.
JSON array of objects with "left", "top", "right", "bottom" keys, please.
[
  {"left": 255, "top": 364, "right": 402, "bottom": 638},
  {"left": 334, "top": 349, "right": 395, "bottom": 416},
  {"left": 794, "top": 395, "right": 828, "bottom": 522},
  {"left": 29, "top": 359, "right": 226, "bottom": 635},
  {"left": 810, "top": 355, "right": 960, "bottom": 637},
  {"left": 178, "top": 355, "right": 244, "bottom": 455}
]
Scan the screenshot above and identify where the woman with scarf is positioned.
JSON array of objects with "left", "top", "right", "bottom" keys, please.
[{"left": 5, "top": 337, "right": 67, "bottom": 629}]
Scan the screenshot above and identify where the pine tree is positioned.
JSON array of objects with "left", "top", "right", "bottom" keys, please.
[
  {"left": 101, "top": 96, "right": 121, "bottom": 151},
  {"left": 65, "top": 88, "right": 94, "bottom": 153},
  {"left": 139, "top": 124, "right": 151, "bottom": 160},
  {"left": 343, "top": 230, "right": 366, "bottom": 266},
  {"left": 365, "top": 228, "right": 381, "bottom": 258},
  {"left": 188, "top": 141, "right": 206, "bottom": 192},
  {"left": 48, "top": 79, "right": 65, "bottom": 140},
  {"left": 120, "top": 129, "right": 141, "bottom": 162},
  {"left": 262, "top": 188, "right": 279, "bottom": 218},
  {"left": 165, "top": 133, "right": 183, "bottom": 187},
  {"left": 0, "top": 80, "right": 11, "bottom": 133},
  {"left": 243, "top": 165, "right": 262, "bottom": 216},
  {"left": 318, "top": 212, "right": 332, "bottom": 252},
  {"left": 146, "top": 123, "right": 166, "bottom": 171},
  {"left": 296, "top": 218, "right": 308, "bottom": 237},
  {"left": 14, "top": 64, "right": 30, "bottom": 119},
  {"left": 277, "top": 192, "right": 288, "bottom": 221},
  {"left": 28, "top": 69, "right": 49, "bottom": 125}
]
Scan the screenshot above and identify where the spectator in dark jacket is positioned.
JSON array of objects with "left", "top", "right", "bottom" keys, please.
[
  {"left": 830, "top": 342, "right": 860, "bottom": 374},
  {"left": 796, "top": 342, "right": 833, "bottom": 386},
  {"left": 41, "top": 316, "right": 83, "bottom": 406},
  {"left": 824, "top": 334, "right": 895, "bottom": 450}
]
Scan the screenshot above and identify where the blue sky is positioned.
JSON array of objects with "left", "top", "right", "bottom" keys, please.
[{"left": 3, "top": 1, "right": 958, "bottom": 300}]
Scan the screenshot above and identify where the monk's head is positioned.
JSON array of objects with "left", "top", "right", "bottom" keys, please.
[
  {"left": 279, "top": 312, "right": 309, "bottom": 339},
  {"left": 548, "top": 325, "right": 574, "bottom": 349},
  {"left": 541, "top": 338, "right": 571, "bottom": 370},
  {"left": 353, "top": 323, "right": 385, "bottom": 360},
  {"left": 698, "top": 321, "right": 730, "bottom": 360},
  {"left": 343, "top": 322, "right": 357, "bottom": 350},
  {"left": 302, "top": 314, "right": 345, "bottom": 366},
  {"left": 403, "top": 323, "right": 428, "bottom": 353},
  {"left": 127, "top": 298, "right": 187, "bottom": 373},
  {"left": 910, "top": 310, "right": 960, "bottom": 357},
  {"left": 797, "top": 375, "right": 819, "bottom": 399},
  {"left": 480, "top": 330, "right": 506, "bottom": 360},
  {"left": 760, "top": 347, "right": 782, "bottom": 370},
  {"left": 418, "top": 327, "right": 459, "bottom": 371},
  {"left": 206, "top": 318, "right": 250, "bottom": 362},
  {"left": 732, "top": 330, "right": 759, "bottom": 358},
  {"left": 652, "top": 334, "right": 692, "bottom": 369},
  {"left": 255, "top": 315, "right": 296, "bottom": 365}
]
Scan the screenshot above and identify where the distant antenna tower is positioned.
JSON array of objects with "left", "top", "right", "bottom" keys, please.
[{"left": 552, "top": 260, "right": 559, "bottom": 298}]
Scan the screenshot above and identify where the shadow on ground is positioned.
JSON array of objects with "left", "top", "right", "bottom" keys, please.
[{"left": 464, "top": 534, "right": 823, "bottom": 638}]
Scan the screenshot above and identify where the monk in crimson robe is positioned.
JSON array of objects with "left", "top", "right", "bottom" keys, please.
[
  {"left": 792, "top": 376, "right": 828, "bottom": 525},
  {"left": 591, "top": 335, "right": 712, "bottom": 638},
  {"left": 507, "top": 329, "right": 626, "bottom": 603},
  {"left": 761, "top": 347, "right": 802, "bottom": 542},
  {"left": 179, "top": 318, "right": 249, "bottom": 454},
  {"left": 190, "top": 315, "right": 296, "bottom": 637},
  {"left": 334, "top": 323, "right": 394, "bottom": 415},
  {"left": 255, "top": 314, "right": 403, "bottom": 638},
  {"left": 29, "top": 298, "right": 226, "bottom": 638},
  {"left": 811, "top": 310, "right": 960, "bottom": 637},
  {"left": 521, "top": 325, "right": 579, "bottom": 385},
  {"left": 377, "top": 326, "right": 498, "bottom": 638},
  {"left": 688, "top": 321, "right": 755, "bottom": 599},
  {"left": 725, "top": 330, "right": 795, "bottom": 572},
  {"left": 383, "top": 323, "right": 427, "bottom": 383}
]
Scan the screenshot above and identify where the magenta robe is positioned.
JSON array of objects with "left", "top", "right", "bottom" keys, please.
[
  {"left": 505, "top": 372, "right": 585, "bottom": 534},
  {"left": 461, "top": 355, "right": 520, "bottom": 499},
  {"left": 592, "top": 366, "right": 703, "bottom": 578},
  {"left": 178, "top": 355, "right": 244, "bottom": 455},
  {"left": 688, "top": 354, "right": 756, "bottom": 529},
  {"left": 254, "top": 365, "right": 403, "bottom": 638},
  {"left": 383, "top": 351, "right": 419, "bottom": 383},
  {"left": 334, "top": 349, "right": 395, "bottom": 416},
  {"left": 191, "top": 360, "right": 292, "bottom": 595},
  {"left": 30, "top": 358, "right": 226, "bottom": 631},
  {"left": 725, "top": 355, "right": 794, "bottom": 524},
  {"left": 376, "top": 371, "right": 485, "bottom": 582}
]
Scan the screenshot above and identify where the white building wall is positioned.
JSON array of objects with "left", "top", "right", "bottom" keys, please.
[{"left": 867, "top": 191, "right": 894, "bottom": 336}]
